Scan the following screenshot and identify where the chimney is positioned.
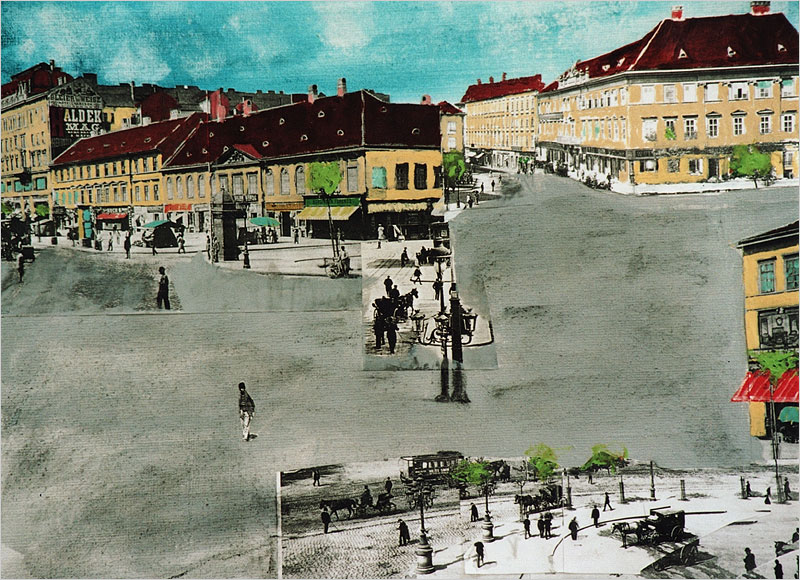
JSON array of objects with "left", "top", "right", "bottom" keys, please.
[
  {"left": 130, "top": 81, "right": 135, "bottom": 101},
  {"left": 308, "top": 84, "right": 317, "bottom": 104},
  {"left": 49, "top": 59, "right": 55, "bottom": 70},
  {"left": 502, "top": 72, "right": 507, "bottom": 81},
  {"left": 421, "top": 94, "right": 432, "bottom": 105},
  {"left": 337, "top": 77, "right": 347, "bottom": 97},
  {"left": 477, "top": 78, "right": 482, "bottom": 85},
  {"left": 489, "top": 76, "right": 494, "bottom": 83},
  {"left": 671, "top": 5, "right": 683, "bottom": 20},
  {"left": 750, "top": 1, "right": 770, "bottom": 14}
]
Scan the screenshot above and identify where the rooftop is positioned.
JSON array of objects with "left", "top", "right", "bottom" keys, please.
[{"left": 460, "top": 74, "right": 545, "bottom": 103}]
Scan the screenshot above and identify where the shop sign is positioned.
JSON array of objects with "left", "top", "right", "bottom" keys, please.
[{"left": 50, "top": 107, "right": 109, "bottom": 140}]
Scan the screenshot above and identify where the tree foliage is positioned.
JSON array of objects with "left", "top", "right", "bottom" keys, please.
[
  {"left": 308, "top": 161, "right": 342, "bottom": 196},
  {"left": 450, "top": 458, "right": 493, "bottom": 487},
  {"left": 750, "top": 350, "right": 799, "bottom": 385},
  {"left": 443, "top": 151, "right": 466, "bottom": 181},
  {"left": 1, "top": 202, "right": 13, "bottom": 216},
  {"left": 35, "top": 203, "right": 50, "bottom": 218},
  {"left": 524, "top": 443, "right": 559, "bottom": 480},
  {"left": 581, "top": 444, "right": 628, "bottom": 473},
  {"left": 730, "top": 144, "right": 772, "bottom": 183}
]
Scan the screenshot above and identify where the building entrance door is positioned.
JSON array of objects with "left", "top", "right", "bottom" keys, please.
[{"left": 708, "top": 158, "right": 719, "bottom": 178}]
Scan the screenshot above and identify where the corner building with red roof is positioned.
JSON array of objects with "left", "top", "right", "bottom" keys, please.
[{"left": 535, "top": 2, "right": 798, "bottom": 192}]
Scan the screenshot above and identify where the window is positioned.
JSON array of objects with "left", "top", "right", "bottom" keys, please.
[
  {"left": 683, "top": 117, "right": 697, "bottom": 140},
  {"left": 135, "top": 185, "right": 141, "bottom": 202},
  {"left": 759, "top": 114, "right": 772, "bottom": 134},
  {"left": 280, "top": 169, "right": 289, "bottom": 195},
  {"left": 683, "top": 83, "right": 697, "bottom": 103},
  {"left": 346, "top": 164, "right": 358, "bottom": 192},
  {"left": 433, "top": 165, "right": 442, "bottom": 188},
  {"left": 733, "top": 116, "right": 745, "bottom": 136},
  {"left": 639, "top": 159, "right": 657, "bottom": 172},
  {"left": 704, "top": 83, "right": 719, "bottom": 102},
  {"left": 395, "top": 163, "right": 409, "bottom": 189},
  {"left": 641, "top": 85, "right": 655, "bottom": 104},
  {"left": 187, "top": 176, "right": 195, "bottom": 198},
  {"left": 447, "top": 136, "right": 456, "bottom": 150},
  {"left": 664, "top": 84, "right": 677, "bottom": 103},
  {"left": 154, "top": 184, "right": 159, "bottom": 200},
  {"left": 176, "top": 176, "right": 184, "bottom": 198},
  {"left": 688, "top": 158, "right": 703, "bottom": 175},
  {"left": 783, "top": 113, "right": 796, "bottom": 134},
  {"left": 758, "top": 307, "right": 799, "bottom": 349},
  {"left": 263, "top": 169, "right": 274, "bottom": 196},
  {"left": 730, "top": 82, "right": 749, "bottom": 101},
  {"left": 414, "top": 164, "right": 427, "bottom": 189},
  {"left": 167, "top": 177, "right": 174, "bottom": 199},
  {"left": 621, "top": 118, "right": 626, "bottom": 140},
  {"left": 781, "top": 79, "right": 795, "bottom": 97},
  {"left": 121, "top": 184, "right": 127, "bottom": 202},
  {"left": 706, "top": 116, "right": 719, "bottom": 138},
  {"left": 447, "top": 121, "right": 456, "bottom": 134},
  {"left": 294, "top": 166, "right": 305, "bottom": 194},
  {"left": 247, "top": 173, "right": 257, "bottom": 197},
  {"left": 144, "top": 185, "right": 150, "bottom": 201},
  {"left": 667, "top": 158, "right": 680, "bottom": 173},
  {"left": 642, "top": 118, "right": 657, "bottom": 141},
  {"left": 756, "top": 81, "right": 773, "bottom": 99},
  {"left": 112, "top": 186, "right": 119, "bottom": 202},
  {"left": 233, "top": 174, "right": 244, "bottom": 196},
  {"left": 220, "top": 175, "right": 229, "bottom": 195},
  {"left": 372, "top": 166, "right": 387, "bottom": 188},
  {"left": 198, "top": 175, "right": 206, "bottom": 198},
  {"left": 786, "top": 254, "right": 799, "bottom": 290},
  {"left": 759, "top": 259, "right": 776, "bottom": 293},
  {"left": 664, "top": 118, "right": 677, "bottom": 140}
]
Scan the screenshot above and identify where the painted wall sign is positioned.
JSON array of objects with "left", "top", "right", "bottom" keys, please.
[{"left": 50, "top": 107, "right": 109, "bottom": 140}]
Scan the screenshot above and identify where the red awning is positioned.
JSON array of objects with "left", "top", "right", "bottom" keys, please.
[
  {"left": 773, "top": 369, "right": 799, "bottom": 403},
  {"left": 164, "top": 203, "right": 192, "bottom": 212},
  {"left": 731, "top": 371, "right": 772, "bottom": 402},
  {"left": 96, "top": 213, "right": 127, "bottom": 220}
]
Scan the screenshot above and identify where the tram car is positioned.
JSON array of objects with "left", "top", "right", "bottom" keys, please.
[{"left": 400, "top": 451, "right": 463, "bottom": 485}]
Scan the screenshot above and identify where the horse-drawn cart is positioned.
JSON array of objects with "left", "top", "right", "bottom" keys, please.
[{"left": 612, "top": 509, "right": 700, "bottom": 571}]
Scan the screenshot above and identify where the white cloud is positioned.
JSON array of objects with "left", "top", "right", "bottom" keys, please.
[
  {"left": 106, "top": 40, "right": 171, "bottom": 84},
  {"left": 313, "top": 2, "right": 375, "bottom": 52}
]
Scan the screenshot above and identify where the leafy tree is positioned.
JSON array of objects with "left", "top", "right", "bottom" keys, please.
[
  {"left": 524, "top": 443, "right": 559, "bottom": 480},
  {"left": 664, "top": 126, "right": 676, "bottom": 140},
  {"left": 750, "top": 350, "right": 799, "bottom": 385},
  {"left": 450, "top": 458, "right": 494, "bottom": 513},
  {"left": 730, "top": 144, "right": 773, "bottom": 188},
  {"left": 35, "top": 203, "right": 49, "bottom": 218},
  {"left": 443, "top": 151, "right": 466, "bottom": 182},
  {"left": 308, "top": 161, "right": 342, "bottom": 195},
  {"left": 581, "top": 444, "right": 628, "bottom": 474},
  {"left": 1, "top": 202, "right": 12, "bottom": 216}
]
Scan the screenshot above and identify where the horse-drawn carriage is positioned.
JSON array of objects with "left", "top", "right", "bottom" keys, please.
[
  {"left": 514, "top": 483, "right": 564, "bottom": 514},
  {"left": 373, "top": 288, "right": 418, "bottom": 323},
  {"left": 612, "top": 509, "right": 699, "bottom": 571}
]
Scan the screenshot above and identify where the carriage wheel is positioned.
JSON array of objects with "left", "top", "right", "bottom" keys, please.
[
  {"left": 670, "top": 526, "right": 683, "bottom": 541},
  {"left": 679, "top": 543, "right": 698, "bottom": 564}
]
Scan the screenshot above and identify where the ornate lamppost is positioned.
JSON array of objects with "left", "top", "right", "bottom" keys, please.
[{"left": 409, "top": 477, "right": 434, "bottom": 574}]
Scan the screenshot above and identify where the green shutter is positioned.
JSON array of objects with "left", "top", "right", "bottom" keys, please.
[{"left": 371, "top": 167, "right": 387, "bottom": 188}]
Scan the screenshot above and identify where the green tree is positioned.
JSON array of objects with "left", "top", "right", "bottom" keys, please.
[
  {"left": 581, "top": 444, "right": 628, "bottom": 475},
  {"left": 450, "top": 458, "right": 494, "bottom": 513},
  {"left": 308, "top": 161, "right": 342, "bottom": 195},
  {"left": 751, "top": 350, "right": 799, "bottom": 381},
  {"left": 35, "top": 203, "right": 50, "bottom": 218},
  {"left": 524, "top": 444, "right": 559, "bottom": 480},
  {"left": 730, "top": 144, "right": 773, "bottom": 188},
  {"left": 442, "top": 151, "right": 466, "bottom": 206},
  {"left": 1, "top": 202, "right": 13, "bottom": 216}
]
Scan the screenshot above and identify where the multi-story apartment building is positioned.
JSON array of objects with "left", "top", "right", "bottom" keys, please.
[
  {"left": 420, "top": 96, "right": 465, "bottom": 154},
  {"left": 459, "top": 74, "right": 545, "bottom": 170},
  {"left": 732, "top": 220, "right": 798, "bottom": 439},
  {"left": 536, "top": 2, "right": 798, "bottom": 192}
]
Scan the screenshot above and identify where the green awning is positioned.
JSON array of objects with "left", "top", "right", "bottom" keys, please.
[
  {"left": 250, "top": 216, "right": 280, "bottom": 227},
  {"left": 779, "top": 406, "right": 798, "bottom": 423},
  {"left": 142, "top": 219, "right": 170, "bottom": 228}
]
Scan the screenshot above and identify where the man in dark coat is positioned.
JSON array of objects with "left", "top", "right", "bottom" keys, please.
[
  {"left": 238, "top": 382, "right": 255, "bottom": 441},
  {"left": 374, "top": 316, "right": 385, "bottom": 350},
  {"left": 157, "top": 266, "right": 170, "bottom": 310},
  {"left": 591, "top": 506, "right": 600, "bottom": 527},
  {"left": 361, "top": 485, "right": 373, "bottom": 508},
  {"left": 775, "top": 559, "right": 784, "bottom": 579},
  {"left": 385, "top": 317, "right": 398, "bottom": 354},
  {"left": 321, "top": 507, "right": 331, "bottom": 534},
  {"left": 569, "top": 517, "right": 579, "bottom": 540},
  {"left": 384, "top": 276, "right": 394, "bottom": 296},
  {"left": 523, "top": 515, "right": 531, "bottom": 538},
  {"left": 385, "top": 477, "right": 393, "bottom": 495},
  {"left": 389, "top": 285, "right": 400, "bottom": 301},
  {"left": 398, "top": 519, "right": 410, "bottom": 546},
  {"left": 544, "top": 512, "right": 553, "bottom": 539},
  {"left": 474, "top": 542, "right": 485, "bottom": 567},
  {"left": 400, "top": 247, "right": 409, "bottom": 267},
  {"left": 744, "top": 548, "right": 756, "bottom": 574},
  {"left": 603, "top": 492, "right": 613, "bottom": 511},
  {"left": 124, "top": 232, "right": 131, "bottom": 259},
  {"left": 312, "top": 469, "right": 321, "bottom": 486},
  {"left": 470, "top": 503, "right": 479, "bottom": 522},
  {"left": 537, "top": 515, "right": 546, "bottom": 538},
  {"left": 433, "top": 278, "right": 443, "bottom": 301}
]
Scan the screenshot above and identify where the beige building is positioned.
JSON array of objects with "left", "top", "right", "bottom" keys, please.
[{"left": 536, "top": 3, "right": 799, "bottom": 192}]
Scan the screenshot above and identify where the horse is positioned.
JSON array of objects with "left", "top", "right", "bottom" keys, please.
[
  {"left": 320, "top": 498, "right": 357, "bottom": 520},
  {"left": 395, "top": 288, "right": 418, "bottom": 319},
  {"left": 514, "top": 494, "right": 537, "bottom": 511}
]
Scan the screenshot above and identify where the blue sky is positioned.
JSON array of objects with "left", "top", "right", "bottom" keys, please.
[{"left": 2, "top": 1, "right": 798, "bottom": 105}]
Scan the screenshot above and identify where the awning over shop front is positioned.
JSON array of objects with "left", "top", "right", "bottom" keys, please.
[
  {"left": 367, "top": 202, "right": 429, "bottom": 214},
  {"left": 164, "top": 203, "right": 192, "bottom": 212},
  {"left": 296, "top": 205, "right": 359, "bottom": 221},
  {"left": 264, "top": 201, "right": 304, "bottom": 211},
  {"left": 431, "top": 200, "right": 446, "bottom": 217},
  {"left": 97, "top": 213, "right": 127, "bottom": 220},
  {"left": 731, "top": 369, "right": 799, "bottom": 402},
  {"left": 142, "top": 219, "right": 171, "bottom": 228},
  {"left": 779, "top": 406, "right": 799, "bottom": 423}
]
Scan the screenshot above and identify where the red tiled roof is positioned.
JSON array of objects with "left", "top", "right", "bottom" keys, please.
[
  {"left": 52, "top": 113, "right": 205, "bottom": 166},
  {"left": 2, "top": 62, "right": 74, "bottom": 99},
  {"left": 545, "top": 11, "right": 798, "bottom": 92},
  {"left": 232, "top": 144, "right": 263, "bottom": 159},
  {"left": 165, "top": 91, "right": 439, "bottom": 168},
  {"left": 437, "top": 101, "right": 463, "bottom": 115},
  {"left": 460, "top": 75, "right": 545, "bottom": 103}
]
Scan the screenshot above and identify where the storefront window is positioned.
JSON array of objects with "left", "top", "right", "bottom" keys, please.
[{"left": 758, "top": 307, "right": 798, "bottom": 349}]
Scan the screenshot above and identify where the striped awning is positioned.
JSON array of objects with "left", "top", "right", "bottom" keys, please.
[
  {"left": 731, "top": 369, "right": 799, "bottom": 402},
  {"left": 296, "top": 205, "right": 359, "bottom": 221},
  {"left": 774, "top": 369, "right": 799, "bottom": 402},
  {"left": 367, "top": 202, "right": 429, "bottom": 214}
]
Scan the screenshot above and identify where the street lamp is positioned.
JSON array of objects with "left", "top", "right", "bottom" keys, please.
[
  {"left": 480, "top": 480, "right": 495, "bottom": 541},
  {"left": 411, "top": 477, "right": 434, "bottom": 574}
]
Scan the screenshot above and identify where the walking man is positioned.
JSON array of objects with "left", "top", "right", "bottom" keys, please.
[
  {"left": 491, "top": 179, "right": 495, "bottom": 192},
  {"left": 293, "top": 227, "right": 300, "bottom": 244},
  {"left": 384, "top": 276, "right": 394, "bottom": 296},
  {"left": 784, "top": 477, "right": 791, "bottom": 500},
  {"left": 474, "top": 541, "right": 485, "bottom": 568},
  {"left": 400, "top": 247, "right": 409, "bottom": 267},
  {"left": 124, "top": 232, "right": 131, "bottom": 259},
  {"left": 743, "top": 548, "right": 756, "bottom": 575},
  {"left": 206, "top": 235, "right": 211, "bottom": 260},
  {"left": 398, "top": 519, "right": 410, "bottom": 546},
  {"left": 603, "top": 491, "right": 613, "bottom": 511},
  {"left": 544, "top": 512, "right": 553, "bottom": 539},
  {"left": 537, "top": 515, "right": 545, "bottom": 538},
  {"left": 523, "top": 515, "right": 531, "bottom": 539},
  {"left": 377, "top": 224, "right": 385, "bottom": 248},
  {"left": 569, "top": 517, "right": 579, "bottom": 540},
  {"left": 238, "top": 381, "right": 255, "bottom": 442},
  {"left": 157, "top": 266, "right": 170, "bottom": 310},
  {"left": 107, "top": 233, "right": 113, "bottom": 251},
  {"left": 775, "top": 559, "right": 784, "bottom": 579},
  {"left": 321, "top": 507, "right": 331, "bottom": 534},
  {"left": 312, "top": 469, "right": 321, "bottom": 486},
  {"left": 470, "top": 503, "right": 479, "bottom": 522},
  {"left": 374, "top": 316, "right": 385, "bottom": 350},
  {"left": 591, "top": 505, "right": 600, "bottom": 527},
  {"left": 412, "top": 266, "right": 422, "bottom": 285},
  {"left": 17, "top": 253, "right": 25, "bottom": 283},
  {"left": 385, "top": 477, "right": 393, "bottom": 495},
  {"left": 433, "top": 277, "right": 443, "bottom": 301},
  {"left": 177, "top": 234, "right": 186, "bottom": 254},
  {"left": 386, "top": 317, "right": 398, "bottom": 354},
  {"left": 746, "top": 480, "right": 752, "bottom": 498}
]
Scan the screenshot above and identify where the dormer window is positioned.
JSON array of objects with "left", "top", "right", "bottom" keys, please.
[
  {"left": 223, "top": 146, "right": 229, "bottom": 152},
  {"left": 602, "top": 64, "right": 610, "bottom": 72},
  {"left": 380, "top": 106, "right": 388, "bottom": 113},
  {"left": 202, "top": 148, "right": 208, "bottom": 154},
  {"left": 337, "top": 129, "right": 344, "bottom": 136},
  {"left": 778, "top": 43, "right": 787, "bottom": 52},
  {"left": 678, "top": 48, "right": 687, "bottom": 59},
  {"left": 186, "top": 152, "right": 192, "bottom": 158},
  {"left": 262, "top": 140, "right": 270, "bottom": 147},
  {"left": 279, "top": 118, "right": 285, "bottom": 125},
  {"left": 411, "top": 128, "right": 421, "bottom": 135},
  {"left": 300, "top": 134, "right": 308, "bottom": 141},
  {"left": 144, "top": 137, "right": 151, "bottom": 143},
  {"left": 318, "top": 111, "right": 325, "bottom": 118},
  {"left": 727, "top": 46, "right": 737, "bottom": 57},
  {"left": 209, "top": 132, "right": 214, "bottom": 138},
  {"left": 617, "top": 57, "right": 625, "bottom": 67},
  {"left": 239, "top": 125, "right": 245, "bottom": 132}
]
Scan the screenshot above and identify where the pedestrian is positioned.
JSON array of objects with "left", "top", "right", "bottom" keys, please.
[
  {"left": 312, "top": 469, "right": 321, "bottom": 486},
  {"left": 389, "top": 285, "right": 400, "bottom": 301},
  {"left": 384, "top": 275, "right": 394, "bottom": 296},
  {"left": 385, "top": 317, "right": 398, "bottom": 354},
  {"left": 746, "top": 480, "right": 752, "bottom": 498},
  {"left": 340, "top": 245, "right": 350, "bottom": 276},
  {"left": 776, "top": 559, "right": 784, "bottom": 579},
  {"left": 107, "top": 233, "right": 113, "bottom": 251},
  {"left": 398, "top": 519, "right": 410, "bottom": 546},
  {"left": 377, "top": 224, "right": 385, "bottom": 249},
  {"left": 591, "top": 505, "right": 600, "bottom": 527},
  {"left": 242, "top": 242, "right": 251, "bottom": 269},
  {"left": 544, "top": 512, "right": 553, "bottom": 539},
  {"left": 569, "top": 517, "right": 579, "bottom": 541},
  {"left": 467, "top": 194, "right": 473, "bottom": 209},
  {"left": 792, "top": 527, "right": 799, "bottom": 543},
  {"left": 470, "top": 503, "right": 479, "bottom": 522},
  {"left": 480, "top": 182, "right": 484, "bottom": 194},
  {"left": 151, "top": 236, "right": 157, "bottom": 255},
  {"left": 491, "top": 179, "right": 495, "bottom": 192},
  {"left": 385, "top": 477, "right": 393, "bottom": 495},
  {"left": 588, "top": 471, "right": 593, "bottom": 484},
  {"left": 17, "top": 253, "right": 24, "bottom": 283},
  {"left": 156, "top": 266, "right": 170, "bottom": 310},
  {"left": 293, "top": 227, "right": 299, "bottom": 244},
  {"left": 238, "top": 381, "right": 255, "bottom": 442},
  {"left": 177, "top": 234, "right": 185, "bottom": 254},
  {"left": 412, "top": 266, "right": 422, "bottom": 285},
  {"left": 603, "top": 491, "right": 613, "bottom": 511},
  {"left": 374, "top": 315, "right": 385, "bottom": 350},
  {"left": 744, "top": 548, "right": 757, "bottom": 574},
  {"left": 474, "top": 541, "right": 484, "bottom": 568},
  {"left": 206, "top": 234, "right": 211, "bottom": 259},
  {"left": 321, "top": 507, "right": 331, "bottom": 534},
  {"left": 766, "top": 487, "right": 772, "bottom": 504},
  {"left": 212, "top": 235, "right": 220, "bottom": 262},
  {"left": 523, "top": 515, "right": 531, "bottom": 539},
  {"left": 785, "top": 477, "right": 792, "bottom": 500},
  {"left": 124, "top": 232, "right": 131, "bottom": 259},
  {"left": 537, "top": 515, "right": 545, "bottom": 538},
  {"left": 400, "top": 247, "right": 409, "bottom": 267},
  {"left": 433, "top": 277, "right": 443, "bottom": 301}
]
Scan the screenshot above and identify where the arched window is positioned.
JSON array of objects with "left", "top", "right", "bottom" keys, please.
[
  {"left": 176, "top": 176, "right": 184, "bottom": 198},
  {"left": 280, "top": 168, "right": 290, "bottom": 195},
  {"left": 295, "top": 165, "right": 305, "bottom": 194},
  {"left": 166, "top": 177, "right": 174, "bottom": 199},
  {"left": 186, "top": 175, "right": 194, "bottom": 198},
  {"left": 198, "top": 175, "right": 206, "bottom": 198},
  {"left": 263, "top": 169, "right": 274, "bottom": 196}
]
